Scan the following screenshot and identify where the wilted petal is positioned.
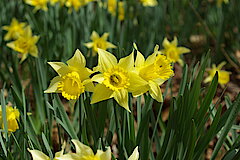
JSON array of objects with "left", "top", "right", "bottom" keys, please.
[
  {"left": 91, "top": 84, "right": 113, "bottom": 104},
  {"left": 67, "top": 49, "right": 86, "bottom": 68}
]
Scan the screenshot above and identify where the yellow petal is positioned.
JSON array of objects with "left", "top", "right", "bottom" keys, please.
[
  {"left": 28, "top": 149, "right": 50, "bottom": 160},
  {"left": 91, "top": 84, "right": 114, "bottom": 104},
  {"left": 204, "top": 76, "right": 213, "bottom": 83},
  {"left": 96, "top": 147, "right": 111, "bottom": 160},
  {"left": 84, "top": 42, "right": 94, "bottom": 48},
  {"left": 172, "top": 36, "right": 178, "bottom": 46},
  {"left": 91, "top": 31, "right": 100, "bottom": 40},
  {"left": 44, "top": 76, "right": 61, "bottom": 93},
  {"left": 177, "top": 47, "right": 190, "bottom": 54},
  {"left": 113, "top": 89, "right": 130, "bottom": 112},
  {"left": 102, "top": 32, "right": 109, "bottom": 40},
  {"left": 218, "top": 70, "right": 231, "bottom": 85},
  {"left": 97, "top": 48, "right": 118, "bottom": 72},
  {"left": 67, "top": 49, "right": 86, "bottom": 68},
  {"left": 135, "top": 50, "right": 145, "bottom": 68},
  {"left": 20, "top": 54, "right": 28, "bottom": 63},
  {"left": 118, "top": 51, "right": 134, "bottom": 70},
  {"left": 106, "top": 42, "right": 117, "bottom": 49},
  {"left": 71, "top": 139, "right": 94, "bottom": 156},
  {"left": 145, "top": 52, "right": 157, "bottom": 66},
  {"left": 48, "top": 62, "right": 69, "bottom": 76},
  {"left": 129, "top": 146, "right": 139, "bottom": 160},
  {"left": 217, "top": 61, "right": 227, "bottom": 70},
  {"left": 149, "top": 81, "right": 163, "bottom": 102},
  {"left": 91, "top": 74, "right": 105, "bottom": 83},
  {"left": 83, "top": 79, "right": 94, "bottom": 92},
  {"left": 128, "top": 72, "right": 149, "bottom": 97},
  {"left": 162, "top": 37, "right": 170, "bottom": 48}
]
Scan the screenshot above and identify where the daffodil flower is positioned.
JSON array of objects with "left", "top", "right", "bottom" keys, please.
[
  {"left": 7, "top": 26, "right": 39, "bottom": 62},
  {"left": 204, "top": 61, "right": 231, "bottom": 86},
  {"left": 134, "top": 44, "right": 174, "bottom": 102},
  {"left": 65, "top": 0, "right": 94, "bottom": 12},
  {"left": 57, "top": 139, "right": 111, "bottom": 160},
  {"left": 91, "top": 49, "right": 149, "bottom": 111},
  {"left": 107, "top": 0, "right": 125, "bottom": 21},
  {"left": 45, "top": 49, "right": 94, "bottom": 101},
  {"left": 0, "top": 105, "right": 20, "bottom": 132},
  {"left": 25, "top": 0, "right": 48, "bottom": 11},
  {"left": 2, "top": 18, "right": 26, "bottom": 41},
  {"left": 28, "top": 142, "right": 66, "bottom": 160},
  {"left": 161, "top": 37, "right": 190, "bottom": 66},
  {"left": 85, "top": 31, "right": 116, "bottom": 56},
  {"left": 140, "top": 0, "right": 158, "bottom": 7}
]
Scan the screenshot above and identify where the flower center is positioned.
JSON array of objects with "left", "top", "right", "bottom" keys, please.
[
  {"left": 166, "top": 47, "right": 179, "bottom": 62},
  {"left": 103, "top": 66, "right": 130, "bottom": 91},
  {"left": 58, "top": 72, "right": 85, "bottom": 100},
  {"left": 94, "top": 39, "right": 107, "bottom": 52},
  {"left": 139, "top": 55, "right": 173, "bottom": 81}
]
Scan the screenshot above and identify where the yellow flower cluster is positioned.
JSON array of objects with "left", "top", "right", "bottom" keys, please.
[
  {"left": 0, "top": 105, "right": 20, "bottom": 133},
  {"left": 3, "top": 18, "right": 39, "bottom": 62},
  {"left": 29, "top": 139, "right": 139, "bottom": 160},
  {"left": 45, "top": 43, "right": 174, "bottom": 112},
  {"left": 107, "top": 0, "right": 125, "bottom": 21},
  {"left": 24, "top": 0, "right": 94, "bottom": 12}
]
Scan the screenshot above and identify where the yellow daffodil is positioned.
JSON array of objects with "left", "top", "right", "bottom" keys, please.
[
  {"left": 45, "top": 49, "right": 94, "bottom": 101},
  {"left": 85, "top": 31, "right": 116, "bottom": 56},
  {"left": 91, "top": 49, "right": 148, "bottom": 111},
  {"left": 25, "top": 0, "right": 48, "bottom": 11},
  {"left": 49, "top": 0, "right": 65, "bottom": 5},
  {"left": 140, "top": 0, "right": 158, "bottom": 7},
  {"left": 2, "top": 18, "right": 26, "bottom": 41},
  {"left": 28, "top": 142, "right": 66, "bottom": 160},
  {"left": 58, "top": 139, "right": 111, "bottom": 160},
  {"left": 7, "top": 26, "right": 39, "bottom": 62},
  {"left": 134, "top": 44, "right": 174, "bottom": 102},
  {"left": 217, "top": 0, "right": 229, "bottom": 7},
  {"left": 65, "top": 0, "right": 94, "bottom": 12},
  {"left": 107, "top": 0, "right": 125, "bottom": 21},
  {"left": 0, "top": 105, "right": 20, "bottom": 132},
  {"left": 161, "top": 37, "right": 190, "bottom": 66},
  {"left": 128, "top": 147, "right": 139, "bottom": 160},
  {"left": 204, "top": 61, "right": 231, "bottom": 86}
]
